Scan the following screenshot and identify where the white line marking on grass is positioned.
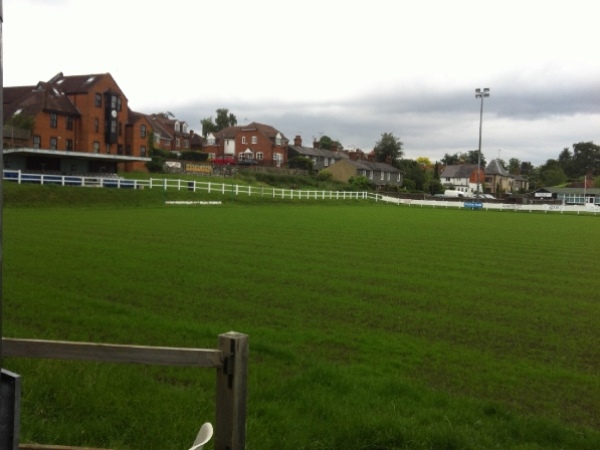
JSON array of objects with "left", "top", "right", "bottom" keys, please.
[{"left": 165, "top": 201, "right": 222, "bottom": 205}]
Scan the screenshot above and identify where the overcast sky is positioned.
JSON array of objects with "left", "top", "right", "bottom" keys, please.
[{"left": 4, "top": 0, "right": 599, "bottom": 166}]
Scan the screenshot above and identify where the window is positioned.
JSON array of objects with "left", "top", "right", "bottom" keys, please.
[
  {"left": 50, "top": 137, "right": 57, "bottom": 150},
  {"left": 33, "top": 135, "right": 41, "bottom": 149},
  {"left": 95, "top": 93, "right": 102, "bottom": 107},
  {"left": 184, "top": 139, "right": 189, "bottom": 149},
  {"left": 93, "top": 141, "right": 100, "bottom": 153},
  {"left": 251, "top": 136, "right": 258, "bottom": 144},
  {"left": 368, "top": 171, "right": 373, "bottom": 180},
  {"left": 141, "top": 125, "right": 147, "bottom": 138},
  {"left": 387, "top": 172, "right": 391, "bottom": 181},
  {"left": 242, "top": 136, "right": 246, "bottom": 144},
  {"left": 117, "top": 145, "right": 124, "bottom": 155},
  {"left": 275, "top": 133, "right": 282, "bottom": 146},
  {"left": 182, "top": 123, "right": 188, "bottom": 133},
  {"left": 324, "top": 158, "right": 329, "bottom": 167},
  {"left": 117, "top": 97, "right": 122, "bottom": 111},
  {"left": 105, "top": 144, "right": 111, "bottom": 154},
  {"left": 256, "top": 152, "right": 264, "bottom": 160},
  {"left": 140, "top": 146, "right": 147, "bottom": 157},
  {"left": 397, "top": 174, "right": 401, "bottom": 182},
  {"left": 50, "top": 113, "right": 57, "bottom": 128},
  {"left": 66, "top": 139, "right": 73, "bottom": 151},
  {"left": 94, "top": 118, "right": 99, "bottom": 133},
  {"left": 207, "top": 137, "right": 215, "bottom": 145},
  {"left": 176, "top": 137, "right": 181, "bottom": 148},
  {"left": 66, "top": 116, "right": 73, "bottom": 130}
]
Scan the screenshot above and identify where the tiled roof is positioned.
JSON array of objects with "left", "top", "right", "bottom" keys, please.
[
  {"left": 288, "top": 145, "right": 342, "bottom": 159},
  {"left": 440, "top": 164, "right": 477, "bottom": 178},
  {"left": 343, "top": 159, "right": 399, "bottom": 173},
  {"left": 486, "top": 159, "right": 509, "bottom": 176}
]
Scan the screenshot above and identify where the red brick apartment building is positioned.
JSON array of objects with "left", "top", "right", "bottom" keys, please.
[
  {"left": 203, "top": 122, "right": 288, "bottom": 167},
  {"left": 2, "top": 72, "right": 192, "bottom": 173}
]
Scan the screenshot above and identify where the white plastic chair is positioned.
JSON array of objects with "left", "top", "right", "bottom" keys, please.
[{"left": 188, "top": 422, "right": 213, "bottom": 450}]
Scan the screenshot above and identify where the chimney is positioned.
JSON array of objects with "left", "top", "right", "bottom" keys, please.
[
  {"left": 313, "top": 139, "right": 320, "bottom": 149},
  {"left": 349, "top": 151, "right": 357, "bottom": 161},
  {"left": 294, "top": 135, "right": 302, "bottom": 147}
]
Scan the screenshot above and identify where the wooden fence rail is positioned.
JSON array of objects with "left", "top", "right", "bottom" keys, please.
[{"left": 2, "top": 332, "right": 248, "bottom": 450}]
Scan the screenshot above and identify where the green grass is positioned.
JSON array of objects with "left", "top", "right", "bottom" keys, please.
[{"left": 3, "top": 183, "right": 600, "bottom": 450}]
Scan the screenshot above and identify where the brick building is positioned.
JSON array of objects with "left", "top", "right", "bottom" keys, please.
[
  {"left": 3, "top": 72, "right": 151, "bottom": 173},
  {"left": 203, "top": 122, "right": 288, "bottom": 167}
]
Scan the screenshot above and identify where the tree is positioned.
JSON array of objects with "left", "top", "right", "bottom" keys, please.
[
  {"left": 215, "top": 108, "right": 237, "bottom": 130},
  {"left": 200, "top": 117, "right": 217, "bottom": 137},
  {"left": 373, "top": 132, "right": 403, "bottom": 167},
  {"left": 200, "top": 108, "right": 238, "bottom": 137},
  {"left": 398, "top": 159, "right": 425, "bottom": 191},
  {"left": 571, "top": 141, "right": 600, "bottom": 177},
  {"left": 288, "top": 156, "right": 313, "bottom": 171},
  {"left": 416, "top": 156, "right": 432, "bottom": 168},
  {"left": 539, "top": 159, "right": 567, "bottom": 186},
  {"left": 520, "top": 161, "right": 534, "bottom": 176},
  {"left": 508, "top": 158, "right": 521, "bottom": 174},
  {"left": 557, "top": 147, "right": 576, "bottom": 178},
  {"left": 441, "top": 153, "right": 458, "bottom": 165},
  {"left": 318, "top": 135, "right": 343, "bottom": 150},
  {"left": 441, "top": 151, "right": 486, "bottom": 167},
  {"left": 7, "top": 113, "right": 35, "bottom": 131}
]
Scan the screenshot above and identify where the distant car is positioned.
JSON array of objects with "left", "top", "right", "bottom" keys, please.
[
  {"left": 211, "top": 156, "right": 236, "bottom": 165},
  {"left": 238, "top": 159, "right": 258, "bottom": 166}
]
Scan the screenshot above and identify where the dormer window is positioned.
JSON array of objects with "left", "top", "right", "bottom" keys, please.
[
  {"left": 206, "top": 133, "right": 216, "bottom": 145},
  {"left": 275, "top": 132, "right": 282, "bottom": 146},
  {"left": 182, "top": 123, "right": 188, "bottom": 133},
  {"left": 175, "top": 121, "right": 181, "bottom": 132}
]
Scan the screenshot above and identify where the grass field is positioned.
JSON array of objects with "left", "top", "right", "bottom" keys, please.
[{"left": 3, "top": 183, "right": 600, "bottom": 450}]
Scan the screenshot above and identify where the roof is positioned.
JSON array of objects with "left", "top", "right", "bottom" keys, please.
[
  {"left": 486, "top": 159, "right": 510, "bottom": 176},
  {"left": 241, "top": 122, "right": 288, "bottom": 142},
  {"left": 338, "top": 159, "right": 400, "bottom": 173},
  {"left": 3, "top": 83, "right": 81, "bottom": 119},
  {"left": 534, "top": 187, "right": 600, "bottom": 195},
  {"left": 288, "top": 145, "right": 344, "bottom": 159},
  {"left": 440, "top": 164, "right": 478, "bottom": 178},
  {"left": 48, "top": 72, "right": 127, "bottom": 99}
]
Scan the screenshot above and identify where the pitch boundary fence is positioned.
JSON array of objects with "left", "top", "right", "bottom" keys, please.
[{"left": 4, "top": 170, "right": 599, "bottom": 215}]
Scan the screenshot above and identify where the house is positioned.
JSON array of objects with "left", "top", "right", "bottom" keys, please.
[
  {"left": 3, "top": 72, "right": 151, "bottom": 173},
  {"left": 531, "top": 187, "right": 600, "bottom": 205},
  {"left": 148, "top": 113, "right": 194, "bottom": 154},
  {"left": 440, "top": 164, "right": 485, "bottom": 195},
  {"left": 287, "top": 135, "right": 346, "bottom": 172},
  {"left": 326, "top": 158, "right": 401, "bottom": 187},
  {"left": 203, "top": 122, "right": 288, "bottom": 167},
  {"left": 484, "top": 159, "right": 530, "bottom": 194}
]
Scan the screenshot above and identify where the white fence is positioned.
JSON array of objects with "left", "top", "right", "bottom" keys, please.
[
  {"left": 4, "top": 170, "right": 599, "bottom": 215},
  {"left": 377, "top": 195, "right": 600, "bottom": 215},
  {"left": 3, "top": 170, "right": 371, "bottom": 201}
]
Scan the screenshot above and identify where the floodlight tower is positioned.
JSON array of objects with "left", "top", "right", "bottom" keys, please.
[{"left": 475, "top": 88, "right": 490, "bottom": 198}]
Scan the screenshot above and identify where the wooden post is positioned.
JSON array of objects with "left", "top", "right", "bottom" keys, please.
[{"left": 215, "top": 332, "right": 248, "bottom": 450}]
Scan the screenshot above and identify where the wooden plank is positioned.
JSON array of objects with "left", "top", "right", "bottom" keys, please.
[
  {"left": 20, "top": 445, "right": 113, "bottom": 450},
  {"left": 215, "top": 332, "right": 248, "bottom": 450},
  {"left": 2, "top": 338, "right": 222, "bottom": 368}
]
